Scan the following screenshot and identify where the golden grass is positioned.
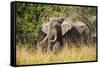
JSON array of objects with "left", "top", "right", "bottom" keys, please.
[{"left": 16, "top": 43, "right": 96, "bottom": 65}]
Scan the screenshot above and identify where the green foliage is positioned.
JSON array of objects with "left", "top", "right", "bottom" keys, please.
[{"left": 16, "top": 2, "right": 97, "bottom": 45}]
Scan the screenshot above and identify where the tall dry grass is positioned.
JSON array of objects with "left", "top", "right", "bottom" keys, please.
[{"left": 16, "top": 43, "right": 96, "bottom": 65}]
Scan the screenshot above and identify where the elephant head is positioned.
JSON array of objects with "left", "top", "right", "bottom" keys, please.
[{"left": 40, "top": 17, "right": 65, "bottom": 43}]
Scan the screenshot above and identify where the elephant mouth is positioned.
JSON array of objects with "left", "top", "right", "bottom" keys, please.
[{"left": 40, "top": 35, "right": 57, "bottom": 44}]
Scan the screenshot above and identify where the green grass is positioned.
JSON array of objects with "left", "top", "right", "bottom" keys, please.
[{"left": 16, "top": 43, "right": 96, "bottom": 65}]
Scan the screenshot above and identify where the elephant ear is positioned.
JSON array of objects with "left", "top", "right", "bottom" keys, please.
[
  {"left": 61, "top": 22, "right": 72, "bottom": 35},
  {"left": 41, "top": 23, "right": 48, "bottom": 34}
]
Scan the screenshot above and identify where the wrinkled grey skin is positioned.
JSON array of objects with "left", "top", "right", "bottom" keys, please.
[{"left": 40, "top": 17, "right": 90, "bottom": 52}]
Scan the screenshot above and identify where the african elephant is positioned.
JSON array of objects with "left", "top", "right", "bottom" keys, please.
[{"left": 39, "top": 17, "right": 90, "bottom": 52}]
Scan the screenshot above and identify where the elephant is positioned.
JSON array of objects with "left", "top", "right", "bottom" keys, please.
[{"left": 39, "top": 17, "right": 90, "bottom": 52}]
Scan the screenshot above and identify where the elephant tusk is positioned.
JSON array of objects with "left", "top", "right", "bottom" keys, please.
[
  {"left": 40, "top": 35, "right": 48, "bottom": 44},
  {"left": 50, "top": 35, "right": 57, "bottom": 42}
]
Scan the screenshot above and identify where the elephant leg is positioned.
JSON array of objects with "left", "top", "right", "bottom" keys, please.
[
  {"left": 64, "top": 37, "right": 67, "bottom": 45},
  {"left": 67, "top": 38, "right": 70, "bottom": 47},
  {"left": 66, "top": 36, "right": 70, "bottom": 47},
  {"left": 71, "top": 36, "right": 80, "bottom": 48},
  {"left": 52, "top": 42, "right": 58, "bottom": 53},
  {"left": 47, "top": 40, "right": 52, "bottom": 53}
]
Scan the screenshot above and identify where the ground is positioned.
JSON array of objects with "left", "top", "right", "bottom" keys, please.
[{"left": 16, "top": 43, "right": 96, "bottom": 65}]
